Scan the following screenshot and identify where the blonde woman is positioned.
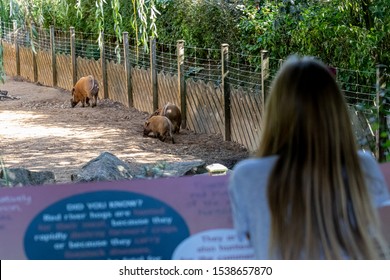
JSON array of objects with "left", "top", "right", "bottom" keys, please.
[{"left": 229, "top": 56, "right": 390, "bottom": 259}]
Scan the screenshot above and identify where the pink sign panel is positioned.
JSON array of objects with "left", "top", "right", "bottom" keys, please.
[{"left": 0, "top": 175, "right": 255, "bottom": 260}]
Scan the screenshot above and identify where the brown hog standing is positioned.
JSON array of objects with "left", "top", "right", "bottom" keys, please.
[
  {"left": 143, "top": 115, "right": 175, "bottom": 144},
  {"left": 150, "top": 102, "right": 182, "bottom": 133},
  {"left": 71, "top": 75, "right": 99, "bottom": 108}
]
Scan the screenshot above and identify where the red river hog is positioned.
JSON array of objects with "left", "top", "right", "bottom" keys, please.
[
  {"left": 71, "top": 75, "right": 99, "bottom": 108},
  {"left": 150, "top": 102, "right": 182, "bottom": 133},
  {"left": 143, "top": 115, "right": 175, "bottom": 144}
]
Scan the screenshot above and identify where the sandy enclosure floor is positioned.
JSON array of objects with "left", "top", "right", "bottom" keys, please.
[{"left": 0, "top": 77, "right": 250, "bottom": 183}]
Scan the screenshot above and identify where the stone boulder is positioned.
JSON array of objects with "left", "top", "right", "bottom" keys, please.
[
  {"left": 139, "top": 160, "right": 207, "bottom": 179},
  {"left": 71, "top": 152, "right": 134, "bottom": 183},
  {"left": 0, "top": 168, "right": 55, "bottom": 187}
]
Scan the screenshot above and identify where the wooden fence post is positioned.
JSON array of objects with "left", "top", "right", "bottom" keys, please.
[
  {"left": 50, "top": 25, "right": 57, "bottom": 87},
  {"left": 177, "top": 40, "right": 186, "bottom": 129},
  {"left": 70, "top": 27, "right": 77, "bottom": 86},
  {"left": 123, "top": 32, "right": 133, "bottom": 108},
  {"left": 376, "top": 64, "right": 387, "bottom": 162},
  {"left": 150, "top": 37, "right": 158, "bottom": 111},
  {"left": 100, "top": 31, "right": 108, "bottom": 99},
  {"left": 13, "top": 20, "right": 20, "bottom": 77},
  {"left": 221, "top": 43, "right": 231, "bottom": 141},
  {"left": 261, "top": 50, "right": 269, "bottom": 116},
  {"left": 31, "top": 23, "right": 38, "bottom": 83}
]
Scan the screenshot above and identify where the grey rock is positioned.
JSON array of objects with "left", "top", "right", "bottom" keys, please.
[
  {"left": 0, "top": 168, "right": 55, "bottom": 187},
  {"left": 138, "top": 160, "right": 207, "bottom": 179},
  {"left": 71, "top": 152, "right": 134, "bottom": 182}
]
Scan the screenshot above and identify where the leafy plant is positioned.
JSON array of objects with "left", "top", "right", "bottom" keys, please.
[
  {"left": 155, "top": 0, "right": 241, "bottom": 54},
  {"left": 0, "top": 0, "right": 160, "bottom": 50}
]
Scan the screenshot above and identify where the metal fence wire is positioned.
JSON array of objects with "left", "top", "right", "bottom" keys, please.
[
  {"left": 2, "top": 23, "right": 385, "bottom": 109},
  {"left": 1, "top": 21, "right": 388, "bottom": 157}
]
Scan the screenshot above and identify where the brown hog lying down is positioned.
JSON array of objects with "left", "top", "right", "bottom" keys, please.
[
  {"left": 143, "top": 116, "right": 175, "bottom": 144},
  {"left": 71, "top": 75, "right": 99, "bottom": 108},
  {"left": 150, "top": 102, "right": 182, "bottom": 133}
]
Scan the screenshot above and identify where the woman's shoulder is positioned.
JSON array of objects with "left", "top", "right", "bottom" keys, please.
[
  {"left": 357, "top": 150, "right": 383, "bottom": 176},
  {"left": 230, "top": 155, "right": 278, "bottom": 189},
  {"left": 229, "top": 155, "right": 278, "bottom": 201},
  {"left": 233, "top": 155, "right": 278, "bottom": 174},
  {"left": 358, "top": 150, "right": 377, "bottom": 163},
  {"left": 357, "top": 150, "right": 390, "bottom": 207}
]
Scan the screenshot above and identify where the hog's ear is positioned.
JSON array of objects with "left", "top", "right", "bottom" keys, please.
[
  {"left": 144, "top": 121, "right": 150, "bottom": 126},
  {"left": 71, "top": 88, "right": 75, "bottom": 96}
]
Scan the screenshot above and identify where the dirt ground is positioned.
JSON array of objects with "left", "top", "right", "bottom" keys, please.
[{"left": 0, "top": 77, "right": 249, "bottom": 184}]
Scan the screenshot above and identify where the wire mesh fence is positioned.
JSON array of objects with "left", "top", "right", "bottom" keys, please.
[
  {"left": 184, "top": 46, "right": 221, "bottom": 85},
  {"left": 229, "top": 52, "right": 262, "bottom": 94},
  {"left": 336, "top": 68, "right": 377, "bottom": 108},
  {"left": 103, "top": 33, "right": 124, "bottom": 64},
  {"left": 54, "top": 29, "right": 71, "bottom": 55},
  {"left": 3, "top": 22, "right": 385, "bottom": 111},
  {"left": 128, "top": 36, "right": 150, "bottom": 69},
  {"left": 156, "top": 41, "right": 177, "bottom": 75},
  {"left": 74, "top": 31, "right": 100, "bottom": 60},
  {"left": 1, "top": 21, "right": 388, "bottom": 156},
  {"left": 0, "top": 21, "right": 12, "bottom": 43},
  {"left": 1, "top": 23, "right": 386, "bottom": 100}
]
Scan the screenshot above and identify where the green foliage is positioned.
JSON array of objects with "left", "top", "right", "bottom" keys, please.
[
  {"left": 3, "top": 0, "right": 386, "bottom": 71},
  {"left": 0, "top": 0, "right": 388, "bottom": 68},
  {"left": 237, "top": 1, "right": 305, "bottom": 65},
  {"left": 0, "top": 0, "right": 9, "bottom": 22},
  {"left": 292, "top": 2, "right": 390, "bottom": 69},
  {"left": 0, "top": 0, "right": 159, "bottom": 50},
  {"left": 155, "top": 0, "right": 241, "bottom": 54},
  {"left": 237, "top": 0, "right": 390, "bottom": 70}
]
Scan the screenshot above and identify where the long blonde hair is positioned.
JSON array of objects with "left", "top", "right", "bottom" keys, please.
[{"left": 258, "top": 56, "right": 388, "bottom": 259}]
